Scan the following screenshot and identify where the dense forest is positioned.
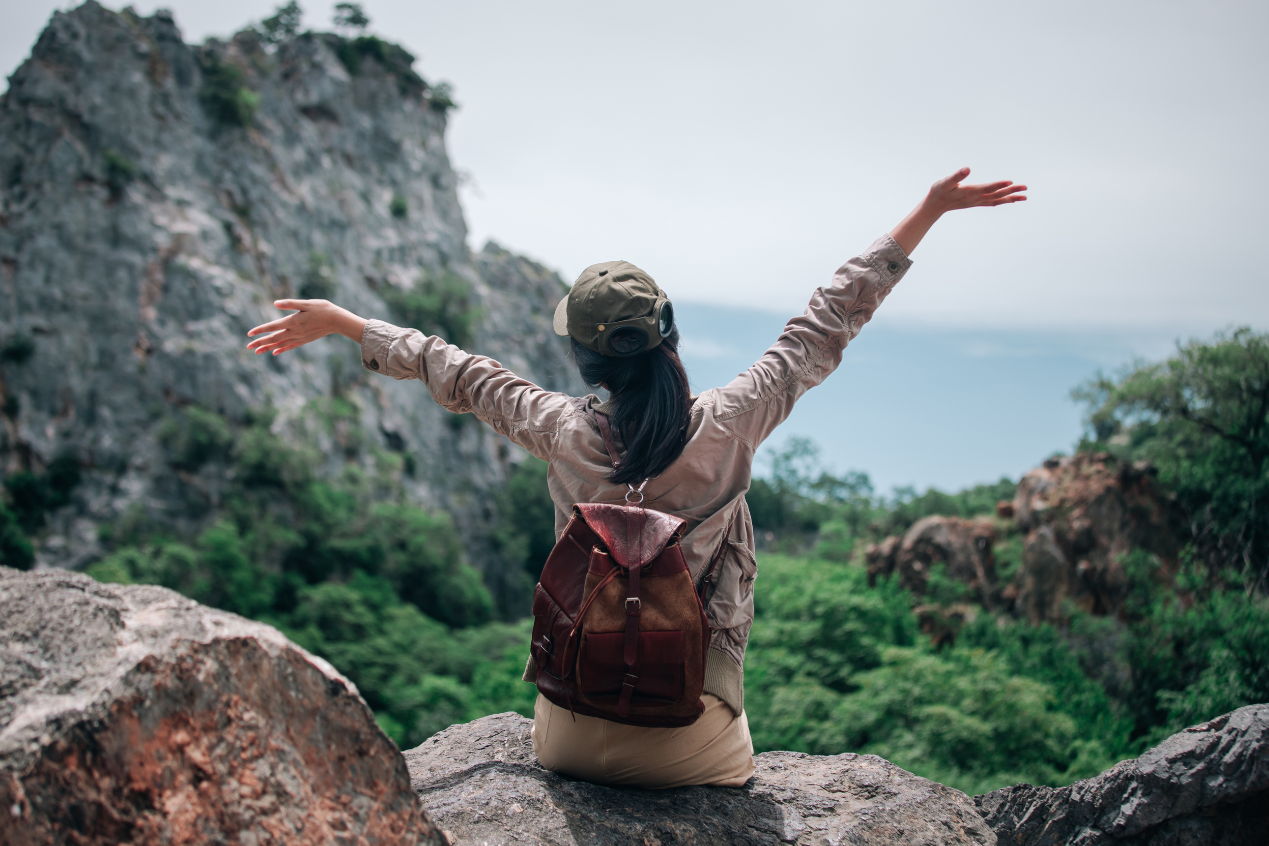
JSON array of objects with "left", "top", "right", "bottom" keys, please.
[{"left": 2, "top": 325, "right": 1265, "bottom": 795}]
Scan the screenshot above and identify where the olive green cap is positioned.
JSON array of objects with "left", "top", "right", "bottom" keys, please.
[{"left": 552, "top": 260, "right": 670, "bottom": 355}]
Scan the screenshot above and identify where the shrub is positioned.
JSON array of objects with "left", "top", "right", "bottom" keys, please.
[
  {"left": 363, "top": 502, "right": 493, "bottom": 626},
  {"left": 389, "top": 193, "right": 408, "bottom": 220},
  {"left": 2, "top": 451, "right": 81, "bottom": 533},
  {"left": 157, "top": 406, "right": 235, "bottom": 472},
  {"left": 103, "top": 149, "right": 137, "bottom": 198},
  {"left": 382, "top": 270, "right": 480, "bottom": 348},
  {"left": 427, "top": 81, "right": 458, "bottom": 113},
  {"left": 331, "top": 35, "right": 425, "bottom": 94},
  {"left": 0, "top": 501, "right": 34, "bottom": 569},
  {"left": 0, "top": 333, "right": 35, "bottom": 365},
  {"left": 298, "top": 251, "right": 337, "bottom": 300},
  {"left": 198, "top": 54, "right": 260, "bottom": 128}
]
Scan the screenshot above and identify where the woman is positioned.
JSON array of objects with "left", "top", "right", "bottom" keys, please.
[{"left": 245, "top": 167, "right": 1026, "bottom": 788}]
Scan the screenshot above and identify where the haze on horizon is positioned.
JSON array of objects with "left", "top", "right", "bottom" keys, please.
[{"left": 4, "top": 0, "right": 1266, "bottom": 350}]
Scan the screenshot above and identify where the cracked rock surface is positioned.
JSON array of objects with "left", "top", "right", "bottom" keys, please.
[{"left": 405, "top": 712, "right": 996, "bottom": 845}]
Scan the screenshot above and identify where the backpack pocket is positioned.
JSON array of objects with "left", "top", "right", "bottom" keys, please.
[
  {"left": 530, "top": 584, "right": 574, "bottom": 680},
  {"left": 576, "top": 630, "right": 686, "bottom": 704}
]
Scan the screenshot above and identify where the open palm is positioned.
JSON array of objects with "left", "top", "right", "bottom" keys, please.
[{"left": 245, "top": 298, "right": 343, "bottom": 356}]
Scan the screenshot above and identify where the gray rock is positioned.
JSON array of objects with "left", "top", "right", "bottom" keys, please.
[
  {"left": 0, "top": 566, "right": 445, "bottom": 845},
  {"left": 405, "top": 712, "right": 996, "bottom": 845},
  {"left": 975, "top": 704, "right": 1269, "bottom": 845},
  {"left": 0, "top": 2, "right": 583, "bottom": 600}
]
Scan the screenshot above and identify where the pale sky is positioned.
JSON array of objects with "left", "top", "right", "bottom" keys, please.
[{"left": 5, "top": 0, "right": 1267, "bottom": 345}]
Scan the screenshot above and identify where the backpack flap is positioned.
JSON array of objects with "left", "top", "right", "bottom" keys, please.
[{"left": 575, "top": 502, "right": 685, "bottom": 570}]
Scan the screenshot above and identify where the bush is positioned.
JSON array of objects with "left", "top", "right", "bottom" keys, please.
[
  {"left": 363, "top": 502, "right": 493, "bottom": 626},
  {"left": 103, "top": 149, "right": 137, "bottom": 198},
  {"left": 427, "top": 81, "right": 458, "bottom": 113},
  {"left": 0, "top": 332, "right": 35, "bottom": 365},
  {"left": 157, "top": 406, "right": 235, "bottom": 472},
  {"left": 331, "top": 34, "right": 425, "bottom": 94},
  {"left": 382, "top": 270, "right": 480, "bottom": 348},
  {"left": 389, "top": 193, "right": 408, "bottom": 220},
  {"left": 198, "top": 54, "right": 260, "bottom": 128},
  {"left": 0, "top": 501, "right": 34, "bottom": 569},
  {"left": 231, "top": 425, "right": 317, "bottom": 491},
  {"left": 298, "top": 252, "right": 337, "bottom": 300},
  {"left": 2, "top": 451, "right": 81, "bottom": 533}
]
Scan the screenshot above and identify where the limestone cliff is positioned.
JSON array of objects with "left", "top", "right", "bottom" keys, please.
[{"left": 0, "top": 2, "right": 581, "bottom": 596}]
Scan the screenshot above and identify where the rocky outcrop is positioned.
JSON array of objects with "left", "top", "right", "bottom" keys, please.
[
  {"left": 866, "top": 452, "right": 1183, "bottom": 625},
  {"left": 866, "top": 514, "right": 1000, "bottom": 607},
  {"left": 0, "top": 2, "right": 582, "bottom": 585},
  {"left": 0, "top": 565, "right": 445, "bottom": 845},
  {"left": 1009, "top": 453, "right": 1183, "bottom": 624},
  {"left": 975, "top": 704, "right": 1269, "bottom": 845},
  {"left": 405, "top": 712, "right": 996, "bottom": 845}
]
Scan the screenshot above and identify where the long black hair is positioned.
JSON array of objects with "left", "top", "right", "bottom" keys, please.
[{"left": 571, "top": 326, "right": 691, "bottom": 485}]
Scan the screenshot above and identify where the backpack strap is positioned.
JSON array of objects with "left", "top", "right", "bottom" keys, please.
[
  {"left": 589, "top": 406, "right": 651, "bottom": 502},
  {"left": 590, "top": 406, "right": 623, "bottom": 470}
]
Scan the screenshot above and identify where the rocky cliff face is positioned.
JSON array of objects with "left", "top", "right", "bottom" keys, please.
[
  {"left": 0, "top": 2, "right": 581, "bottom": 586},
  {"left": 3, "top": 566, "right": 1265, "bottom": 845}
]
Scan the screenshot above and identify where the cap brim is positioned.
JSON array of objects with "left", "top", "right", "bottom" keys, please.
[{"left": 552, "top": 294, "right": 570, "bottom": 336}]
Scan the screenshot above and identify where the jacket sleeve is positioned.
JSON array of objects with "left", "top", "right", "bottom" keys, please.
[
  {"left": 712, "top": 233, "right": 912, "bottom": 449},
  {"left": 359, "top": 318, "right": 574, "bottom": 461}
]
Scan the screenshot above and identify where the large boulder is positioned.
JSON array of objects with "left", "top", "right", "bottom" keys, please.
[
  {"left": 866, "top": 514, "right": 1000, "bottom": 607},
  {"left": 405, "top": 712, "right": 997, "bottom": 845},
  {"left": 0, "top": 566, "right": 445, "bottom": 845},
  {"left": 1009, "top": 453, "right": 1182, "bottom": 624},
  {"left": 975, "top": 704, "right": 1269, "bottom": 845}
]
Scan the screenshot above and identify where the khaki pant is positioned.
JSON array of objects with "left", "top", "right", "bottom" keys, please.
[{"left": 531, "top": 693, "right": 756, "bottom": 789}]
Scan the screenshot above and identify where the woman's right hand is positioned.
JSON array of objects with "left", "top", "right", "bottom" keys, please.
[{"left": 245, "top": 299, "right": 364, "bottom": 357}]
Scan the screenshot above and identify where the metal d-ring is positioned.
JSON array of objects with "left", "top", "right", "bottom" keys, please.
[{"left": 624, "top": 479, "right": 649, "bottom": 504}]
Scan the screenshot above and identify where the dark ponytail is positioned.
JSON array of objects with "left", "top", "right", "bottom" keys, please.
[{"left": 571, "top": 327, "right": 691, "bottom": 485}]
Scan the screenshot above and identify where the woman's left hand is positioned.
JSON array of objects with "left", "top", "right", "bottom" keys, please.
[
  {"left": 245, "top": 298, "right": 356, "bottom": 356},
  {"left": 925, "top": 167, "right": 1027, "bottom": 215}
]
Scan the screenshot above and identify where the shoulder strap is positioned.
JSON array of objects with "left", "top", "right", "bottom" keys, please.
[
  {"left": 589, "top": 406, "right": 623, "bottom": 471},
  {"left": 588, "top": 405, "right": 651, "bottom": 501}
]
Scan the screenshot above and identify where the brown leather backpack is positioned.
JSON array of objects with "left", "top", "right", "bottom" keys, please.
[{"left": 529, "top": 410, "right": 712, "bottom": 727}]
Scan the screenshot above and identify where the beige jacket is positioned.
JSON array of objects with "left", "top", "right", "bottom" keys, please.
[{"left": 359, "top": 233, "right": 913, "bottom": 715}]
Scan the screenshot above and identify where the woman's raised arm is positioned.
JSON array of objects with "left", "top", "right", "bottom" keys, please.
[
  {"left": 245, "top": 298, "right": 366, "bottom": 356},
  {"left": 890, "top": 167, "right": 1026, "bottom": 255},
  {"left": 245, "top": 301, "right": 574, "bottom": 461},
  {"left": 711, "top": 167, "right": 1026, "bottom": 451}
]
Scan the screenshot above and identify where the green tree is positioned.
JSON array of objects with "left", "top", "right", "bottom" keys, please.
[
  {"left": 333, "top": 2, "right": 370, "bottom": 34},
  {"left": 258, "top": 1, "right": 302, "bottom": 44},
  {"left": 1071, "top": 326, "right": 1269, "bottom": 592},
  {"left": 0, "top": 501, "right": 34, "bottom": 569},
  {"left": 491, "top": 457, "right": 555, "bottom": 579}
]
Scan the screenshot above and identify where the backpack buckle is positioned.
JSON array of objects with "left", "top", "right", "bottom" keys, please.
[{"left": 625, "top": 597, "right": 641, "bottom": 614}]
